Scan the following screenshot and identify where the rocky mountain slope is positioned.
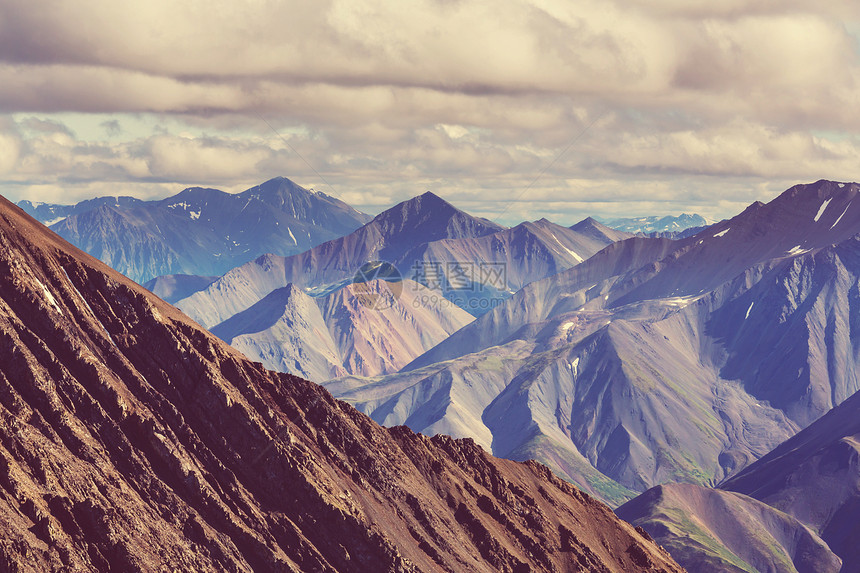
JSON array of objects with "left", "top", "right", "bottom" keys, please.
[
  {"left": 721, "top": 385, "right": 860, "bottom": 572},
  {"left": 0, "top": 196, "right": 686, "bottom": 571},
  {"left": 619, "top": 378, "right": 860, "bottom": 572},
  {"left": 616, "top": 483, "right": 841, "bottom": 573},
  {"left": 19, "top": 177, "right": 371, "bottom": 283},
  {"left": 211, "top": 279, "right": 474, "bottom": 382},
  {"left": 325, "top": 180, "right": 860, "bottom": 504}
]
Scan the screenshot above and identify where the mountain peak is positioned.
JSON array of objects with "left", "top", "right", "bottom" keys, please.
[
  {"left": 570, "top": 216, "right": 633, "bottom": 243},
  {"left": 371, "top": 192, "right": 504, "bottom": 242},
  {"left": 420, "top": 190, "right": 443, "bottom": 199},
  {"left": 571, "top": 216, "right": 601, "bottom": 228},
  {"left": 412, "top": 190, "right": 454, "bottom": 209},
  {"left": 242, "top": 176, "right": 311, "bottom": 200}
]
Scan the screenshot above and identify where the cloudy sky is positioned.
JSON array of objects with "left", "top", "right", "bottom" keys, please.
[{"left": 1, "top": 0, "right": 859, "bottom": 225}]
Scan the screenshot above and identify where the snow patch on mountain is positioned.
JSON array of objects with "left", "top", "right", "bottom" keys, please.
[
  {"left": 35, "top": 278, "right": 62, "bottom": 315},
  {"left": 44, "top": 216, "right": 67, "bottom": 226},
  {"left": 786, "top": 245, "right": 811, "bottom": 256},
  {"left": 831, "top": 203, "right": 851, "bottom": 229},
  {"left": 814, "top": 198, "right": 832, "bottom": 222},
  {"left": 549, "top": 232, "right": 584, "bottom": 262}
]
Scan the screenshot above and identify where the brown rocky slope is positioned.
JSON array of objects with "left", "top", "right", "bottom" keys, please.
[{"left": 0, "top": 196, "right": 684, "bottom": 572}]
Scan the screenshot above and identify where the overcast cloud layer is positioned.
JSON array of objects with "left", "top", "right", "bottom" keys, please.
[{"left": 1, "top": 0, "right": 859, "bottom": 223}]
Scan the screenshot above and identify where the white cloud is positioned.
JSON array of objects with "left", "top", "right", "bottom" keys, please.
[{"left": 0, "top": 0, "right": 858, "bottom": 221}]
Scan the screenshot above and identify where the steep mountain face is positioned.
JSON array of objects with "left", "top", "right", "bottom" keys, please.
[
  {"left": 721, "top": 387, "right": 860, "bottom": 572},
  {"left": 52, "top": 203, "right": 214, "bottom": 283},
  {"left": 326, "top": 180, "right": 860, "bottom": 503},
  {"left": 365, "top": 191, "right": 505, "bottom": 261},
  {"left": 240, "top": 177, "right": 373, "bottom": 239},
  {"left": 27, "top": 177, "right": 371, "bottom": 283},
  {"left": 569, "top": 217, "right": 634, "bottom": 244},
  {"left": 604, "top": 214, "right": 713, "bottom": 234},
  {"left": 210, "top": 279, "right": 473, "bottom": 382},
  {"left": 0, "top": 197, "right": 686, "bottom": 572}
]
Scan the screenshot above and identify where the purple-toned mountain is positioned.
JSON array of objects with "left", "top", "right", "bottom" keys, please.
[
  {"left": 0, "top": 196, "right": 686, "bottom": 571},
  {"left": 175, "top": 191, "right": 506, "bottom": 327},
  {"left": 401, "top": 217, "right": 632, "bottom": 297},
  {"left": 721, "top": 386, "right": 860, "bottom": 572},
  {"left": 327, "top": 180, "right": 860, "bottom": 504},
  {"left": 617, "top": 483, "right": 841, "bottom": 573},
  {"left": 176, "top": 193, "right": 631, "bottom": 328},
  {"left": 619, "top": 371, "right": 860, "bottom": 572}
]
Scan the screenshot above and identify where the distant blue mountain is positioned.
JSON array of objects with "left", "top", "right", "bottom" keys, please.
[
  {"left": 603, "top": 213, "right": 713, "bottom": 235},
  {"left": 17, "top": 177, "right": 372, "bottom": 283},
  {"left": 18, "top": 196, "right": 144, "bottom": 225}
]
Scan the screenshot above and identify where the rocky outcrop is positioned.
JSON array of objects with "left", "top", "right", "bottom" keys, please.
[{"left": 0, "top": 196, "right": 684, "bottom": 571}]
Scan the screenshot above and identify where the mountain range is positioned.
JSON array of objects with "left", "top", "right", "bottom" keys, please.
[
  {"left": 323, "top": 181, "right": 860, "bottom": 511},
  {"left": 17, "top": 177, "right": 372, "bottom": 283},
  {"left": 603, "top": 213, "right": 714, "bottom": 235},
  {"left": 173, "top": 191, "right": 506, "bottom": 325},
  {"left": 174, "top": 193, "right": 630, "bottom": 331},
  {"left": 0, "top": 195, "right": 685, "bottom": 571},
  {"left": 16, "top": 174, "right": 860, "bottom": 572}
]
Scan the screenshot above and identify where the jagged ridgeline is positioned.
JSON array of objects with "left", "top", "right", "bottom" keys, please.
[{"left": 0, "top": 197, "right": 683, "bottom": 571}]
